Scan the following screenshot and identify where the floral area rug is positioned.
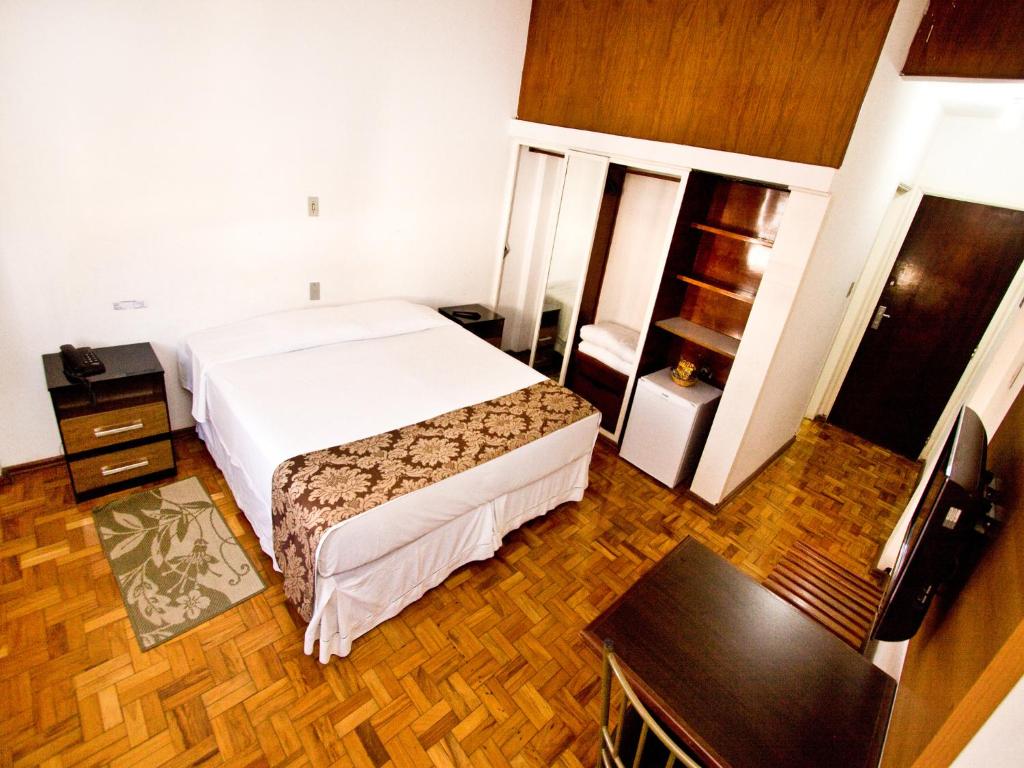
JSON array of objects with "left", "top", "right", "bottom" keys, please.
[{"left": 94, "top": 476, "right": 266, "bottom": 650}]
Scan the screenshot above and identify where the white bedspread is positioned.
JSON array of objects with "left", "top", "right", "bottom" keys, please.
[
  {"left": 180, "top": 301, "right": 600, "bottom": 659},
  {"left": 202, "top": 322, "right": 564, "bottom": 571}
]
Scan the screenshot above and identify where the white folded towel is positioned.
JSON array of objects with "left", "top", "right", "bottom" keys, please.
[
  {"left": 579, "top": 322, "right": 640, "bottom": 364},
  {"left": 578, "top": 340, "right": 634, "bottom": 376}
]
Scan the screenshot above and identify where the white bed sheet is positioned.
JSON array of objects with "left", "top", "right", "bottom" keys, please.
[{"left": 190, "top": 312, "right": 600, "bottom": 659}]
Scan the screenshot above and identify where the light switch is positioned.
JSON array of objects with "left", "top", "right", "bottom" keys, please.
[
  {"left": 309, "top": 282, "right": 320, "bottom": 300},
  {"left": 308, "top": 196, "right": 319, "bottom": 217}
]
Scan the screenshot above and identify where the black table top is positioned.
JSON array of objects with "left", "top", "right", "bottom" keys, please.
[
  {"left": 438, "top": 303, "right": 503, "bottom": 324},
  {"left": 42, "top": 342, "right": 163, "bottom": 391},
  {"left": 584, "top": 537, "right": 896, "bottom": 768}
]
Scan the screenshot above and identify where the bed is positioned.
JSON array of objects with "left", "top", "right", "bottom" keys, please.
[{"left": 178, "top": 300, "right": 601, "bottom": 661}]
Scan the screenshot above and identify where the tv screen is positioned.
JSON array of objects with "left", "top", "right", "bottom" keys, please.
[{"left": 872, "top": 407, "right": 988, "bottom": 642}]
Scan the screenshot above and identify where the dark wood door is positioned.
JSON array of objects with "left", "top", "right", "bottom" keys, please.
[{"left": 830, "top": 196, "right": 1024, "bottom": 458}]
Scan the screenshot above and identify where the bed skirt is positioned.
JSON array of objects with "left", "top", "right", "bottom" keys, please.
[
  {"left": 307, "top": 452, "right": 591, "bottom": 661},
  {"left": 196, "top": 421, "right": 593, "bottom": 662}
]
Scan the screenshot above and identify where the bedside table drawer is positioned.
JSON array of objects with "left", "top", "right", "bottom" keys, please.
[
  {"left": 60, "top": 402, "right": 170, "bottom": 454},
  {"left": 69, "top": 439, "right": 174, "bottom": 494}
]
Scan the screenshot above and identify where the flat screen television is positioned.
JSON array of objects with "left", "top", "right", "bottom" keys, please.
[{"left": 871, "top": 407, "right": 991, "bottom": 642}]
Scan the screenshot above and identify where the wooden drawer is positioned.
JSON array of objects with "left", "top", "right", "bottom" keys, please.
[
  {"left": 60, "top": 402, "right": 169, "bottom": 454},
  {"left": 69, "top": 440, "right": 174, "bottom": 493}
]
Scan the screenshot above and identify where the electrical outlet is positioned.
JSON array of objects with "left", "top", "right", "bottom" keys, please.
[
  {"left": 113, "top": 300, "right": 147, "bottom": 310},
  {"left": 307, "top": 196, "right": 319, "bottom": 217},
  {"left": 309, "top": 282, "right": 320, "bottom": 301}
]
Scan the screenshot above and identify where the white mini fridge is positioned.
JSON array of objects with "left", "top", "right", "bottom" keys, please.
[{"left": 620, "top": 368, "right": 722, "bottom": 488}]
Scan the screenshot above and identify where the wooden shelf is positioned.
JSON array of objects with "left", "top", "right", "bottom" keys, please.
[
  {"left": 691, "top": 222, "right": 774, "bottom": 248},
  {"left": 655, "top": 317, "right": 740, "bottom": 358},
  {"left": 676, "top": 273, "right": 756, "bottom": 304}
]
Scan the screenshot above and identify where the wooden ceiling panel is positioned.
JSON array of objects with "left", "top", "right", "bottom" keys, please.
[
  {"left": 903, "top": 0, "right": 1024, "bottom": 79},
  {"left": 518, "top": 0, "right": 899, "bottom": 168}
]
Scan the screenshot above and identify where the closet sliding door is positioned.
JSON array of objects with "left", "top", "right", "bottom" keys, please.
[
  {"left": 496, "top": 147, "right": 567, "bottom": 354},
  {"left": 531, "top": 150, "right": 609, "bottom": 383}
]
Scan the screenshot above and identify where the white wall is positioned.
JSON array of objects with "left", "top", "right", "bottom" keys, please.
[
  {"left": 808, "top": 92, "right": 1024, "bottom": 426},
  {"left": 873, "top": 108, "right": 1024, "bottom": 572},
  {"left": 693, "top": 190, "right": 831, "bottom": 503},
  {"left": 0, "top": 0, "right": 531, "bottom": 467},
  {"left": 796, "top": 0, "right": 938, "bottom": 423},
  {"left": 704, "top": 0, "right": 935, "bottom": 499},
  {"left": 933, "top": 113, "right": 1024, "bottom": 435},
  {"left": 969, "top": 304, "right": 1024, "bottom": 435},
  {"left": 952, "top": 675, "right": 1024, "bottom": 768},
  {"left": 918, "top": 112, "right": 1024, "bottom": 208}
]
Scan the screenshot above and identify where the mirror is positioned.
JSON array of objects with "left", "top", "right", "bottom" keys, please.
[
  {"left": 530, "top": 152, "right": 610, "bottom": 381},
  {"left": 495, "top": 147, "right": 564, "bottom": 370},
  {"left": 496, "top": 148, "right": 611, "bottom": 382}
]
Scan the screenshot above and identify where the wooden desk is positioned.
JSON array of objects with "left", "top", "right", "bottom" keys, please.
[{"left": 584, "top": 538, "right": 896, "bottom": 768}]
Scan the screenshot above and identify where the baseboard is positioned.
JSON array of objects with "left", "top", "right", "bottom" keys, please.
[
  {"left": 4, "top": 426, "right": 198, "bottom": 479},
  {"left": 685, "top": 436, "right": 797, "bottom": 512},
  {"left": 3, "top": 454, "right": 66, "bottom": 478}
]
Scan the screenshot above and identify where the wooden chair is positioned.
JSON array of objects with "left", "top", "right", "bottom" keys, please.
[
  {"left": 763, "top": 540, "right": 884, "bottom": 651},
  {"left": 597, "top": 640, "right": 702, "bottom": 768}
]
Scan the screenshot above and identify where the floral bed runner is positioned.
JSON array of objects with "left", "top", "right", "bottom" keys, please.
[
  {"left": 94, "top": 476, "right": 266, "bottom": 650},
  {"left": 271, "top": 379, "right": 597, "bottom": 620}
]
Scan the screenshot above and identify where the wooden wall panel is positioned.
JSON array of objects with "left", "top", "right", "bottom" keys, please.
[
  {"left": 517, "top": 0, "right": 899, "bottom": 168},
  {"left": 903, "top": 0, "right": 1024, "bottom": 79},
  {"left": 881, "top": 390, "right": 1024, "bottom": 767}
]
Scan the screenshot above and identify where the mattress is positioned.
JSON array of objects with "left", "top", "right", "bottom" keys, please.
[{"left": 180, "top": 300, "right": 600, "bottom": 597}]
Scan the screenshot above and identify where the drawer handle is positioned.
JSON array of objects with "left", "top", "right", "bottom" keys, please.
[
  {"left": 100, "top": 458, "right": 150, "bottom": 477},
  {"left": 93, "top": 420, "right": 144, "bottom": 438}
]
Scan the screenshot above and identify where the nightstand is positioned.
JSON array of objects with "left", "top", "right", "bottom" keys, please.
[
  {"left": 42, "top": 342, "right": 176, "bottom": 501},
  {"left": 439, "top": 304, "right": 505, "bottom": 347}
]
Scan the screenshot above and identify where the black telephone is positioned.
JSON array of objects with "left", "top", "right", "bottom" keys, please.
[{"left": 60, "top": 344, "right": 106, "bottom": 378}]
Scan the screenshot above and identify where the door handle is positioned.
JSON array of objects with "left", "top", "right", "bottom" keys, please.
[{"left": 870, "top": 304, "right": 891, "bottom": 330}]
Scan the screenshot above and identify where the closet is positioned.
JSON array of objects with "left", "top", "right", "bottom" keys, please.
[
  {"left": 638, "top": 172, "right": 789, "bottom": 389},
  {"left": 493, "top": 130, "right": 831, "bottom": 506},
  {"left": 496, "top": 151, "right": 679, "bottom": 431},
  {"left": 566, "top": 166, "right": 680, "bottom": 431}
]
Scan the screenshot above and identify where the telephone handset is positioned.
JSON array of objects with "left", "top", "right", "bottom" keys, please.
[{"left": 60, "top": 344, "right": 106, "bottom": 378}]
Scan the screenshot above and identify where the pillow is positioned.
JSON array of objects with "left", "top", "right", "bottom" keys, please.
[{"left": 179, "top": 300, "right": 449, "bottom": 422}]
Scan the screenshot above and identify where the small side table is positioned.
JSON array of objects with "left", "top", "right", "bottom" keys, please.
[
  {"left": 42, "top": 343, "right": 176, "bottom": 501},
  {"left": 439, "top": 304, "right": 505, "bottom": 347}
]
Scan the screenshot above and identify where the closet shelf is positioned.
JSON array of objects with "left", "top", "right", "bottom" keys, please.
[
  {"left": 691, "top": 222, "right": 775, "bottom": 248},
  {"left": 676, "top": 274, "right": 756, "bottom": 304},
  {"left": 655, "top": 317, "right": 740, "bottom": 358}
]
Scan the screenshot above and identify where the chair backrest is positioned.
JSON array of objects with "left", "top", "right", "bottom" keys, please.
[{"left": 597, "top": 640, "right": 703, "bottom": 768}]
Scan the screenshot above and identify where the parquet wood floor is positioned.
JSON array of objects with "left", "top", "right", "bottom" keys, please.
[{"left": 0, "top": 419, "right": 918, "bottom": 767}]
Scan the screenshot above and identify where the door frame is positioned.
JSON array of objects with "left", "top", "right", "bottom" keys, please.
[{"left": 810, "top": 186, "right": 1024, "bottom": 461}]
